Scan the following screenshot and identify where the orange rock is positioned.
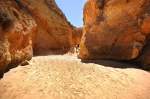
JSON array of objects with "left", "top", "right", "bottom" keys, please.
[
  {"left": 79, "top": 0, "right": 150, "bottom": 61},
  {"left": 141, "top": 17, "right": 150, "bottom": 34},
  {"left": 0, "top": 0, "right": 36, "bottom": 77},
  {"left": 18, "top": 0, "right": 74, "bottom": 55},
  {"left": 72, "top": 27, "right": 83, "bottom": 46}
]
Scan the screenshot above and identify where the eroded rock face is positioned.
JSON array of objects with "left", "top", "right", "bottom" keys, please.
[
  {"left": 0, "top": 0, "right": 36, "bottom": 77},
  {"left": 17, "top": 0, "right": 74, "bottom": 55},
  {"left": 72, "top": 27, "right": 83, "bottom": 46},
  {"left": 138, "top": 41, "right": 150, "bottom": 70},
  {"left": 79, "top": 0, "right": 150, "bottom": 61}
]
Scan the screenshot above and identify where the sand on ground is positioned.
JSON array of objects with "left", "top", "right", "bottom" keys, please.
[{"left": 0, "top": 55, "right": 150, "bottom": 99}]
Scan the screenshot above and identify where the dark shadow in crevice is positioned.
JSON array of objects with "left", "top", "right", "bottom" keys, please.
[{"left": 81, "top": 59, "right": 143, "bottom": 70}]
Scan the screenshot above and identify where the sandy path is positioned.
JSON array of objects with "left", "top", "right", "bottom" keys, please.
[{"left": 0, "top": 55, "right": 150, "bottom": 99}]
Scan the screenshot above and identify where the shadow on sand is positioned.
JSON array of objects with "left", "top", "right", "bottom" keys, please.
[{"left": 81, "top": 59, "right": 143, "bottom": 69}]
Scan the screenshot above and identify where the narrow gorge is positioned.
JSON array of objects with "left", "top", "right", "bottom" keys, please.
[{"left": 0, "top": 0, "right": 150, "bottom": 99}]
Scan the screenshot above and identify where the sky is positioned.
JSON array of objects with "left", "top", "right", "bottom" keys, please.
[{"left": 55, "top": 0, "right": 86, "bottom": 27}]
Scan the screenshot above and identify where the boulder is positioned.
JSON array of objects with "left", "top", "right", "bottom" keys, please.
[
  {"left": 0, "top": 0, "right": 36, "bottom": 77},
  {"left": 18, "top": 0, "right": 74, "bottom": 55},
  {"left": 79, "top": 0, "right": 150, "bottom": 61}
]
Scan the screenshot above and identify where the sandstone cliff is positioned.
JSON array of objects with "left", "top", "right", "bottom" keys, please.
[
  {"left": 0, "top": 1, "right": 150, "bottom": 98},
  {"left": 17, "top": 0, "right": 74, "bottom": 55},
  {"left": 0, "top": 0, "right": 36, "bottom": 77},
  {"left": 79, "top": 0, "right": 150, "bottom": 68},
  {"left": 0, "top": 0, "right": 82, "bottom": 77},
  {"left": 72, "top": 27, "right": 83, "bottom": 46}
]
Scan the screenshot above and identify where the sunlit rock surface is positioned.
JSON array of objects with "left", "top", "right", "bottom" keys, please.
[
  {"left": 79, "top": 0, "right": 150, "bottom": 64},
  {"left": 0, "top": 0, "right": 36, "bottom": 77},
  {"left": 17, "top": 0, "right": 75, "bottom": 55}
]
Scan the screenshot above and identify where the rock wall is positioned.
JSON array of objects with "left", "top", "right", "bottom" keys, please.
[
  {"left": 17, "top": 0, "right": 74, "bottom": 55},
  {"left": 0, "top": 0, "right": 80, "bottom": 77},
  {"left": 72, "top": 27, "right": 83, "bottom": 46},
  {"left": 79, "top": 0, "right": 150, "bottom": 65},
  {"left": 0, "top": 0, "right": 37, "bottom": 77}
]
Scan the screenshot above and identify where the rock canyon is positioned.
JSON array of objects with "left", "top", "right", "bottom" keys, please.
[{"left": 0, "top": 0, "right": 150, "bottom": 99}]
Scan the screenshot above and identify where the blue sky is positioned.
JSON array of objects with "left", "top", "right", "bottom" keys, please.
[{"left": 55, "top": 0, "right": 86, "bottom": 27}]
